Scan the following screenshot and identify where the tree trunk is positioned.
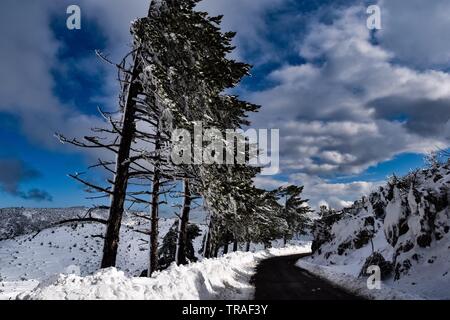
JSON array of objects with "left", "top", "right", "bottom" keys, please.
[
  {"left": 175, "top": 179, "right": 191, "bottom": 265},
  {"left": 101, "top": 51, "right": 141, "bottom": 269},
  {"left": 245, "top": 241, "right": 251, "bottom": 252},
  {"left": 203, "top": 231, "right": 211, "bottom": 259},
  {"left": 223, "top": 243, "right": 229, "bottom": 255},
  {"left": 203, "top": 219, "right": 213, "bottom": 258},
  {"left": 233, "top": 240, "right": 238, "bottom": 252},
  {"left": 148, "top": 128, "right": 161, "bottom": 277},
  {"left": 214, "top": 245, "right": 219, "bottom": 258}
]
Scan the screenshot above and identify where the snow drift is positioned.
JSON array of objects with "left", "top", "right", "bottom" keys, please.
[{"left": 19, "top": 245, "right": 310, "bottom": 300}]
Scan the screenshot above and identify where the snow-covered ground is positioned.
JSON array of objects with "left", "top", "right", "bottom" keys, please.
[
  {"left": 296, "top": 260, "right": 422, "bottom": 300},
  {"left": 0, "top": 207, "right": 311, "bottom": 300},
  {"left": 0, "top": 207, "right": 88, "bottom": 240},
  {"left": 0, "top": 216, "right": 207, "bottom": 300},
  {"left": 18, "top": 245, "right": 310, "bottom": 300}
]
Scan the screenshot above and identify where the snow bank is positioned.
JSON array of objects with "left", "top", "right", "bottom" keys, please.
[
  {"left": 0, "top": 280, "right": 39, "bottom": 300},
  {"left": 296, "top": 260, "right": 421, "bottom": 300},
  {"left": 19, "top": 245, "right": 310, "bottom": 300}
]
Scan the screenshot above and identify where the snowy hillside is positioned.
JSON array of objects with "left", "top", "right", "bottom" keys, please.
[
  {"left": 0, "top": 212, "right": 208, "bottom": 299},
  {"left": 302, "top": 160, "right": 450, "bottom": 299},
  {"left": 0, "top": 207, "right": 89, "bottom": 240},
  {"left": 0, "top": 206, "right": 312, "bottom": 300}
]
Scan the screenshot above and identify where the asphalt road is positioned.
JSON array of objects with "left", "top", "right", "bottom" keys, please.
[{"left": 252, "top": 253, "right": 364, "bottom": 300}]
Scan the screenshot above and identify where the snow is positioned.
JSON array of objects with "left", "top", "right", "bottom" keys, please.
[
  {"left": 18, "top": 245, "right": 311, "bottom": 300},
  {"left": 304, "top": 161, "right": 450, "bottom": 300},
  {"left": 0, "top": 281, "right": 39, "bottom": 300},
  {"left": 0, "top": 215, "right": 207, "bottom": 300},
  {"left": 296, "top": 259, "right": 421, "bottom": 300},
  {"left": 0, "top": 206, "right": 311, "bottom": 300},
  {"left": 0, "top": 207, "right": 87, "bottom": 240},
  {"left": 0, "top": 218, "right": 191, "bottom": 283}
]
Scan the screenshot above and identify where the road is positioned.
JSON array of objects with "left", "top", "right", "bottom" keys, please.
[{"left": 252, "top": 253, "right": 364, "bottom": 300}]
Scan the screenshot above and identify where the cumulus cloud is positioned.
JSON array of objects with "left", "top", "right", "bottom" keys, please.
[
  {"left": 0, "top": 159, "right": 52, "bottom": 202},
  {"left": 0, "top": 0, "right": 287, "bottom": 148},
  {"left": 248, "top": 5, "right": 450, "bottom": 178}
]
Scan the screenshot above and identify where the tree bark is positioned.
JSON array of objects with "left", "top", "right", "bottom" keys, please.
[
  {"left": 175, "top": 179, "right": 192, "bottom": 265},
  {"left": 203, "top": 219, "right": 213, "bottom": 258},
  {"left": 245, "top": 241, "right": 251, "bottom": 252},
  {"left": 101, "top": 51, "right": 141, "bottom": 269},
  {"left": 233, "top": 240, "right": 238, "bottom": 252},
  {"left": 148, "top": 128, "right": 161, "bottom": 277},
  {"left": 223, "top": 243, "right": 229, "bottom": 255}
]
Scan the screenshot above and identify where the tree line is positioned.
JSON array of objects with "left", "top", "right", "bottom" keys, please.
[{"left": 58, "top": 0, "right": 311, "bottom": 276}]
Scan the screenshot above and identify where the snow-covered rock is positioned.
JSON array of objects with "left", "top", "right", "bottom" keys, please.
[{"left": 305, "top": 161, "right": 450, "bottom": 299}]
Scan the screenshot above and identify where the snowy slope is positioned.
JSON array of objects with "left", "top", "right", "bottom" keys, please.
[
  {"left": 0, "top": 206, "right": 312, "bottom": 300},
  {"left": 0, "top": 213, "right": 208, "bottom": 299},
  {"left": 18, "top": 245, "right": 311, "bottom": 300},
  {"left": 302, "top": 161, "right": 450, "bottom": 299},
  {"left": 0, "top": 207, "right": 89, "bottom": 240}
]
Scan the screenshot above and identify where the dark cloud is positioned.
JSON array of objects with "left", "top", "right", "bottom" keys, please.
[
  {"left": 378, "top": 0, "right": 450, "bottom": 69},
  {"left": 17, "top": 189, "right": 53, "bottom": 202},
  {"left": 0, "top": 159, "right": 40, "bottom": 193},
  {"left": 0, "top": 158, "right": 52, "bottom": 202},
  {"left": 370, "top": 96, "right": 450, "bottom": 137}
]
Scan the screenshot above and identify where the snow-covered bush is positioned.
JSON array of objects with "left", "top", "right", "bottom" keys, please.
[
  {"left": 359, "top": 252, "right": 393, "bottom": 280},
  {"left": 311, "top": 206, "right": 342, "bottom": 254}
]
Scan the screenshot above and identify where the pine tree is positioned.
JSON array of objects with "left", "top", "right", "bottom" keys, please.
[
  {"left": 56, "top": 1, "right": 167, "bottom": 269},
  {"left": 58, "top": 0, "right": 274, "bottom": 271},
  {"left": 277, "top": 185, "right": 312, "bottom": 245},
  {"left": 158, "top": 220, "right": 201, "bottom": 270},
  {"left": 133, "top": 0, "right": 259, "bottom": 263}
]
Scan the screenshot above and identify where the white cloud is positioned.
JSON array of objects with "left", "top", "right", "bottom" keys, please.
[
  {"left": 0, "top": 0, "right": 111, "bottom": 152},
  {"left": 248, "top": 4, "right": 450, "bottom": 177},
  {"left": 0, "top": 0, "right": 288, "bottom": 150}
]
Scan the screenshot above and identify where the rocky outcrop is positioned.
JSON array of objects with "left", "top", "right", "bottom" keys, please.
[{"left": 310, "top": 160, "right": 450, "bottom": 283}]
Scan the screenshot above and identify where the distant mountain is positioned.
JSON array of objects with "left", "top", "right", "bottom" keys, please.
[{"left": 0, "top": 207, "right": 91, "bottom": 240}]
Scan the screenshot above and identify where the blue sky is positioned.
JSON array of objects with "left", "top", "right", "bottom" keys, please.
[{"left": 1, "top": 0, "right": 450, "bottom": 210}]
